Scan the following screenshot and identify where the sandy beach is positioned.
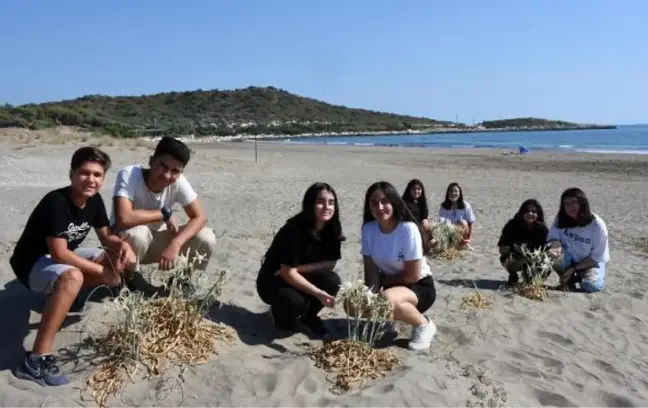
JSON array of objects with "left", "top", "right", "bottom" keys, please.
[{"left": 1, "top": 131, "right": 647, "bottom": 407}]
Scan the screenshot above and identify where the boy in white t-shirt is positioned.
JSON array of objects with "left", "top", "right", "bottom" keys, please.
[
  {"left": 111, "top": 137, "right": 216, "bottom": 288},
  {"left": 361, "top": 181, "right": 437, "bottom": 351},
  {"left": 547, "top": 187, "right": 610, "bottom": 293}
]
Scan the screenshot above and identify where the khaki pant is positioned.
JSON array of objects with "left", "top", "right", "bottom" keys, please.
[{"left": 120, "top": 225, "right": 216, "bottom": 271}]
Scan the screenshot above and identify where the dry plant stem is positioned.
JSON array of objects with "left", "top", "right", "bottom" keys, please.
[
  {"left": 85, "top": 248, "right": 232, "bottom": 408},
  {"left": 310, "top": 340, "right": 400, "bottom": 394}
]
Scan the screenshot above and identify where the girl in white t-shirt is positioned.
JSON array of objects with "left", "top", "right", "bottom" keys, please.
[
  {"left": 439, "top": 182, "right": 475, "bottom": 245},
  {"left": 361, "top": 181, "right": 437, "bottom": 351},
  {"left": 547, "top": 187, "right": 610, "bottom": 293}
]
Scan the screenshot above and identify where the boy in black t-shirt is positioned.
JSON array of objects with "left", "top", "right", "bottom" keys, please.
[{"left": 9, "top": 146, "right": 136, "bottom": 387}]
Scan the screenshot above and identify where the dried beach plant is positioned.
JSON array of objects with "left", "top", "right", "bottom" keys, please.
[
  {"left": 514, "top": 244, "right": 552, "bottom": 301},
  {"left": 461, "top": 283, "right": 493, "bottom": 309},
  {"left": 337, "top": 279, "right": 393, "bottom": 346},
  {"left": 430, "top": 220, "right": 464, "bottom": 260},
  {"left": 85, "top": 249, "right": 235, "bottom": 407},
  {"left": 309, "top": 279, "right": 400, "bottom": 394}
]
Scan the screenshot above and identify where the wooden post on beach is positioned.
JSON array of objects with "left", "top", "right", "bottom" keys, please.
[{"left": 254, "top": 134, "right": 258, "bottom": 163}]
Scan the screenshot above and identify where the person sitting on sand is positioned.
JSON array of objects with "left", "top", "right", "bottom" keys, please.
[
  {"left": 361, "top": 181, "right": 437, "bottom": 351},
  {"left": 9, "top": 147, "right": 136, "bottom": 386},
  {"left": 111, "top": 136, "right": 216, "bottom": 288},
  {"left": 402, "top": 179, "right": 430, "bottom": 231},
  {"left": 546, "top": 187, "right": 610, "bottom": 293},
  {"left": 497, "top": 199, "right": 549, "bottom": 286},
  {"left": 439, "top": 182, "right": 475, "bottom": 245},
  {"left": 256, "top": 182, "right": 344, "bottom": 338}
]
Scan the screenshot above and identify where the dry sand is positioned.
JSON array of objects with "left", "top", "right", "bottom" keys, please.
[{"left": 1, "top": 132, "right": 648, "bottom": 407}]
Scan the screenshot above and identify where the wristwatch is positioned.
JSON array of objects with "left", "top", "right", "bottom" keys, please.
[{"left": 161, "top": 206, "right": 172, "bottom": 222}]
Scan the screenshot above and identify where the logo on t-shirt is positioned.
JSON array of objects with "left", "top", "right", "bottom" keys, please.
[
  {"left": 59, "top": 222, "right": 91, "bottom": 243},
  {"left": 397, "top": 249, "right": 404, "bottom": 263},
  {"left": 563, "top": 230, "right": 591, "bottom": 245}
]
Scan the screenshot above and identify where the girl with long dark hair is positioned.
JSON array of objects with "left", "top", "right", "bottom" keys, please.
[
  {"left": 402, "top": 179, "right": 430, "bottom": 231},
  {"left": 546, "top": 188, "right": 609, "bottom": 292},
  {"left": 497, "top": 199, "right": 549, "bottom": 285},
  {"left": 361, "top": 181, "right": 436, "bottom": 351},
  {"left": 256, "top": 182, "right": 345, "bottom": 337},
  {"left": 439, "top": 182, "right": 475, "bottom": 244}
]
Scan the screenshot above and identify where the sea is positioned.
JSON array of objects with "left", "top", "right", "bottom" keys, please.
[{"left": 277, "top": 124, "right": 648, "bottom": 155}]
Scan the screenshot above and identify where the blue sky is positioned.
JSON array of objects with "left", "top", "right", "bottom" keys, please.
[{"left": 1, "top": 0, "right": 646, "bottom": 125}]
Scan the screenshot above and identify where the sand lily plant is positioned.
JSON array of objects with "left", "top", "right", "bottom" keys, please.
[
  {"left": 514, "top": 244, "right": 553, "bottom": 301},
  {"left": 85, "top": 248, "right": 234, "bottom": 407},
  {"left": 430, "top": 220, "right": 465, "bottom": 260},
  {"left": 309, "top": 279, "right": 399, "bottom": 394}
]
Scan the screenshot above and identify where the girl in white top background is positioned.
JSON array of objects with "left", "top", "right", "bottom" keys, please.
[
  {"left": 547, "top": 187, "right": 610, "bottom": 293},
  {"left": 439, "top": 182, "right": 475, "bottom": 245},
  {"left": 361, "top": 181, "right": 437, "bottom": 351}
]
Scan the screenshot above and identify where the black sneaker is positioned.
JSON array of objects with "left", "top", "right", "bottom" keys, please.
[
  {"left": 13, "top": 352, "right": 69, "bottom": 386},
  {"left": 300, "top": 315, "right": 329, "bottom": 338}
]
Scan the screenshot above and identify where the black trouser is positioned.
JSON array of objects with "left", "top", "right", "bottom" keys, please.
[{"left": 256, "top": 270, "right": 342, "bottom": 328}]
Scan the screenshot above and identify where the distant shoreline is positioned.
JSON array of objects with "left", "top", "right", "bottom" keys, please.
[{"left": 156, "top": 124, "right": 617, "bottom": 144}]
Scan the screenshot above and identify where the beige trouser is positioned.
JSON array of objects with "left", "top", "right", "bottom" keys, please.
[{"left": 120, "top": 224, "right": 216, "bottom": 271}]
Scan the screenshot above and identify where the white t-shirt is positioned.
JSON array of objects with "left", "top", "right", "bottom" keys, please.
[
  {"left": 360, "top": 220, "right": 432, "bottom": 278},
  {"left": 439, "top": 201, "right": 475, "bottom": 224},
  {"left": 547, "top": 213, "right": 610, "bottom": 264},
  {"left": 110, "top": 164, "right": 198, "bottom": 230}
]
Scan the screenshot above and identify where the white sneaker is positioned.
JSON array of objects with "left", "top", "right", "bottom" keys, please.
[{"left": 408, "top": 318, "right": 437, "bottom": 351}]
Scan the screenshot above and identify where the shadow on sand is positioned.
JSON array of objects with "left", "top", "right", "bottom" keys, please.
[
  {"left": 437, "top": 278, "right": 507, "bottom": 291},
  {"left": 0, "top": 279, "right": 115, "bottom": 373}
]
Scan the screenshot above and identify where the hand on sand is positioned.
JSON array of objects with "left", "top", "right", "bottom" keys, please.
[
  {"left": 315, "top": 291, "right": 336, "bottom": 308},
  {"left": 159, "top": 242, "right": 181, "bottom": 270}
]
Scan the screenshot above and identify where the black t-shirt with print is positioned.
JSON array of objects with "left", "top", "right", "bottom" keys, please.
[
  {"left": 257, "top": 214, "right": 342, "bottom": 283},
  {"left": 10, "top": 186, "right": 109, "bottom": 288},
  {"left": 496, "top": 219, "right": 549, "bottom": 263}
]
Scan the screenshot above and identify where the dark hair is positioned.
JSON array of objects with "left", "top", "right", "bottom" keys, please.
[
  {"left": 402, "top": 179, "right": 429, "bottom": 218},
  {"left": 153, "top": 136, "right": 191, "bottom": 166},
  {"left": 441, "top": 182, "right": 466, "bottom": 210},
  {"left": 556, "top": 187, "right": 595, "bottom": 228},
  {"left": 513, "top": 198, "right": 546, "bottom": 226},
  {"left": 363, "top": 181, "right": 431, "bottom": 255},
  {"left": 70, "top": 146, "right": 111, "bottom": 173},
  {"left": 293, "top": 182, "right": 344, "bottom": 241}
]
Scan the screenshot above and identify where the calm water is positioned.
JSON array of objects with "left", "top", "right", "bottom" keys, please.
[{"left": 279, "top": 124, "right": 648, "bottom": 155}]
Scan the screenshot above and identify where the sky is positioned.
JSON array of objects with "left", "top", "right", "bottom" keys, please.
[{"left": 1, "top": 0, "right": 646, "bottom": 125}]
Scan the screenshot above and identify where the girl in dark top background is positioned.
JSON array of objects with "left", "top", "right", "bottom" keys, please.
[
  {"left": 497, "top": 198, "right": 549, "bottom": 286},
  {"left": 256, "top": 182, "right": 344, "bottom": 338},
  {"left": 402, "top": 179, "right": 430, "bottom": 231}
]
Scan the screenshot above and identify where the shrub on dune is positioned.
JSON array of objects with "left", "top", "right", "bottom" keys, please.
[
  {"left": 85, "top": 249, "right": 234, "bottom": 407},
  {"left": 309, "top": 279, "right": 400, "bottom": 394}
]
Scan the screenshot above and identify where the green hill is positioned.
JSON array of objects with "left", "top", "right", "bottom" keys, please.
[
  {"left": 479, "top": 117, "right": 614, "bottom": 130},
  {"left": 0, "top": 86, "right": 452, "bottom": 138}
]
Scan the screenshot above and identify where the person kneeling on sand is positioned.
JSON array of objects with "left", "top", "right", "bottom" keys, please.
[
  {"left": 361, "top": 181, "right": 437, "bottom": 351},
  {"left": 256, "top": 182, "right": 344, "bottom": 338},
  {"left": 10, "top": 147, "right": 136, "bottom": 386},
  {"left": 111, "top": 136, "right": 216, "bottom": 289},
  {"left": 439, "top": 182, "right": 475, "bottom": 246},
  {"left": 497, "top": 199, "right": 549, "bottom": 286},
  {"left": 546, "top": 187, "right": 610, "bottom": 293}
]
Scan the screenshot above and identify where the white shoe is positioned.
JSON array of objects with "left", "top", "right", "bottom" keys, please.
[{"left": 408, "top": 318, "right": 437, "bottom": 351}]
